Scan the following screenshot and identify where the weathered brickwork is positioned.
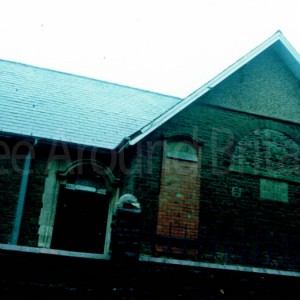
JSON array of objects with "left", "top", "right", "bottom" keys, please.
[
  {"left": 18, "top": 146, "right": 49, "bottom": 246},
  {"left": 157, "top": 157, "right": 200, "bottom": 238},
  {"left": 125, "top": 101, "right": 300, "bottom": 271},
  {"left": 0, "top": 137, "right": 27, "bottom": 244},
  {"left": 1, "top": 33, "right": 300, "bottom": 297},
  {"left": 1, "top": 51, "right": 300, "bottom": 276},
  {"left": 2, "top": 99, "right": 299, "bottom": 272},
  {"left": 231, "top": 128, "right": 300, "bottom": 181},
  {"left": 0, "top": 140, "right": 120, "bottom": 247},
  {"left": 155, "top": 145, "right": 200, "bottom": 258}
]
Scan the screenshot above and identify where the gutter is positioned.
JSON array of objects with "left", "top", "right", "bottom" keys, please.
[
  {"left": 116, "top": 128, "right": 143, "bottom": 153},
  {"left": 10, "top": 138, "right": 38, "bottom": 245}
]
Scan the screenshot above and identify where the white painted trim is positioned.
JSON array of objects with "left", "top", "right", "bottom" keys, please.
[
  {"left": 38, "top": 159, "right": 117, "bottom": 255},
  {"left": 64, "top": 183, "right": 107, "bottom": 195},
  {"left": 103, "top": 187, "right": 119, "bottom": 255},
  {"left": 139, "top": 255, "right": 300, "bottom": 278},
  {"left": 278, "top": 32, "right": 300, "bottom": 63},
  {"left": 0, "top": 243, "right": 110, "bottom": 260},
  {"left": 38, "top": 160, "right": 62, "bottom": 248},
  {"left": 129, "top": 31, "right": 300, "bottom": 146}
]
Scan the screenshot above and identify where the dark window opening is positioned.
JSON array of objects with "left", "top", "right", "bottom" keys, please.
[{"left": 51, "top": 187, "right": 109, "bottom": 254}]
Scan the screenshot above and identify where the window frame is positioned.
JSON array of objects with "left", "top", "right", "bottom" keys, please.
[{"left": 38, "top": 159, "right": 119, "bottom": 256}]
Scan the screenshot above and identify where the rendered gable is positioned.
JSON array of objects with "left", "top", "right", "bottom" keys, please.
[{"left": 200, "top": 46, "right": 300, "bottom": 123}]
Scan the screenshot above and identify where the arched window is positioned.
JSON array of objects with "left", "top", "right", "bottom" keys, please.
[
  {"left": 166, "top": 141, "right": 198, "bottom": 161},
  {"left": 38, "top": 160, "right": 118, "bottom": 255},
  {"left": 51, "top": 164, "right": 110, "bottom": 254},
  {"left": 230, "top": 129, "right": 300, "bottom": 203},
  {"left": 230, "top": 129, "right": 300, "bottom": 180}
]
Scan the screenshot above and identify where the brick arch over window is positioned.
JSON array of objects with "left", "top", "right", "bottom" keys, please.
[
  {"left": 229, "top": 118, "right": 300, "bottom": 146},
  {"left": 38, "top": 159, "right": 119, "bottom": 255},
  {"left": 155, "top": 137, "right": 201, "bottom": 258},
  {"left": 230, "top": 129, "right": 300, "bottom": 182}
]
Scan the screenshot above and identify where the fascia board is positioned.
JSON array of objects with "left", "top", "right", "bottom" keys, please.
[{"left": 129, "top": 32, "right": 289, "bottom": 146}]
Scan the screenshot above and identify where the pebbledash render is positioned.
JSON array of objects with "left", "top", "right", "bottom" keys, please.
[{"left": 1, "top": 31, "right": 300, "bottom": 298}]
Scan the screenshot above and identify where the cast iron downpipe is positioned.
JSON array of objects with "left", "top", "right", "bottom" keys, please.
[{"left": 10, "top": 138, "right": 38, "bottom": 245}]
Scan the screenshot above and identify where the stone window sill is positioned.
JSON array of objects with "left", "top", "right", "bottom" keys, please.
[{"left": 0, "top": 243, "right": 110, "bottom": 260}]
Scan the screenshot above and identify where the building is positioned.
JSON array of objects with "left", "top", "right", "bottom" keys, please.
[{"left": 1, "top": 31, "right": 300, "bottom": 298}]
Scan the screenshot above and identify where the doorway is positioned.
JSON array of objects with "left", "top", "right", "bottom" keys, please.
[{"left": 51, "top": 187, "right": 109, "bottom": 254}]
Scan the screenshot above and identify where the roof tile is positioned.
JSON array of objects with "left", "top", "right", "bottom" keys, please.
[{"left": 0, "top": 60, "right": 181, "bottom": 149}]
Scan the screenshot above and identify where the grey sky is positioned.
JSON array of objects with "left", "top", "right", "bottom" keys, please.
[{"left": 0, "top": 0, "right": 299, "bottom": 97}]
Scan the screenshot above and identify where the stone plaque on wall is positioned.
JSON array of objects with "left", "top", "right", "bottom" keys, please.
[{"left": 260, "top": 178, "right": 288, "bottom": 203}]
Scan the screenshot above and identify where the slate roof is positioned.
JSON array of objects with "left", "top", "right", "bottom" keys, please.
[{"left": 0, "top": 59, "right": 181, "bottom": 149}]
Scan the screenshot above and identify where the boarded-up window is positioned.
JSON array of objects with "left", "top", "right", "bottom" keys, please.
[{"left": 156, "top": 140, "right": 201, "bottom": 258}]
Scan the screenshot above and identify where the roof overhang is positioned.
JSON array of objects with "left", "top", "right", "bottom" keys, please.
[{"left": 128, "top": 31, "right": 300, "bottom": 146}]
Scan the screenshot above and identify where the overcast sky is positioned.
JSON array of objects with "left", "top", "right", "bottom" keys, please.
[{"left": 0, "top": 0, "right": 299, "bottom": 98}]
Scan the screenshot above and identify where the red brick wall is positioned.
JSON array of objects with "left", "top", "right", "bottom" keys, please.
[
  {"left": 155, "top": 144, "right": 200, "bottom": 257},
  {"left": 0, "top": 137, "right": 26, "bottom": 243},
  {"left": 126, "top": 101, "right": 300, "bottom": 270}
]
